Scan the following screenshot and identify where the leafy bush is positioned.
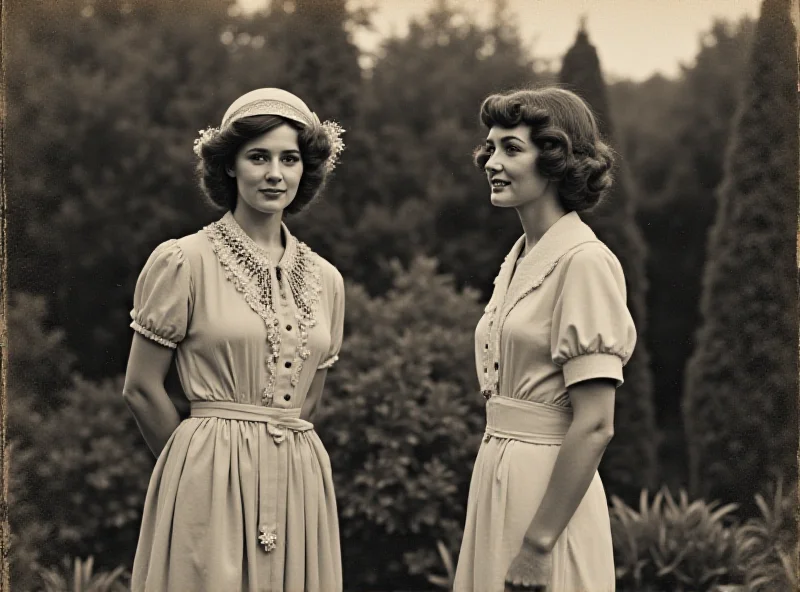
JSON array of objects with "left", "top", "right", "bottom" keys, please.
[
  {"left": 611, "top": 482, "right": 797, "bottom": 592},
  {"left": 611, "top": 488, "right": 744, "bottom": 591},
  {"left": 11, "top": 375, "right": 154, "bottom": 584},
  {"left": 35, "top": 556, "right": 129, "bottom": 592},
  {"left": 318, "top": 257, "right": 484, "bottom": 590},
  {"left": 737, "top": 479, "right": 797, "bottom": 591}
]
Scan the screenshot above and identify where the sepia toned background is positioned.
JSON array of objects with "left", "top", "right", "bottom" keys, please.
[{"left": 5, "top": 0, "right": 799, "bottom": 590}]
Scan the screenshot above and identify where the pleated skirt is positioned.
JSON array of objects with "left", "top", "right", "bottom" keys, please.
[{"left": 131, "top": 403, "right": 342, "bottom": 592}]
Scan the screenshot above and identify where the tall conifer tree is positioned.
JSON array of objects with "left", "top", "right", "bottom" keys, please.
[
  {"left": 560, "top": 24, "right": 658, "bottom": 500},
  {"left": 683, "top": 0, "right": 798, "bottom": 506}
]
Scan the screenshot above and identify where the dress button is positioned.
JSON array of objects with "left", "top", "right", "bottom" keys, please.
[
  {"left": 286, "top": 324, "right": 292, "bottom": 331},
  {"left": 283, "top": 394, "right": 291, "bottom": 401},
  {"left": 285, "top": 361, "right": 292, "bottom": 368}
]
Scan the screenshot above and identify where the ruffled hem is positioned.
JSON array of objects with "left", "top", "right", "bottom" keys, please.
[{"left": 131, "top": 321, "right": 178, "bottom": 349}]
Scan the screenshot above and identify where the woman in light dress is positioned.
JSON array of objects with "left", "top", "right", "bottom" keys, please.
[
  {"left": 122, "top": 88, "right": 346, "bottom": 592},
  {"left": 454, "top": 87, "right": 637, "bottom": 592}
]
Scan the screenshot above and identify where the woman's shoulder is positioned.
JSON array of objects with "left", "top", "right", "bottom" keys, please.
[
  {"left": 164, "top": 226, "right": 216, "bottom": 264},
  {"left": 564, "top": 239, "right": 621, "bottom": 268},
  {"left": 558, "top": 239, "right": 625, "bottom": 286}
]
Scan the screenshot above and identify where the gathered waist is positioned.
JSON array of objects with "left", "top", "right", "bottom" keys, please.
[
  {"left": 190, "top": 401, "right": 314, "bottom": 435},
  {"left": 485, "top": 396, "right": 572, "bottom": 445}
]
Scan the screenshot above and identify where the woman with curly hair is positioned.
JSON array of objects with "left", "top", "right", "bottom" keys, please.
[
  {"left": 454, "top": 87, "right": 637, "bottom": 592},
  {"left": 122, "top": 88, "right": 346, "bottom": 592}
]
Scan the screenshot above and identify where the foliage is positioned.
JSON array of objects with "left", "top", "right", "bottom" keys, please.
[
  {"left": 11, "top": 372, "right": 154, "bottom": 584},
  {"left": 610, "top": 18, "right": 755, "bottom": 489},
  {"left": 559, "top": 25, "right": 658, "bottom": 502},
  {"left": 339, "top": 0, "right": 545, "bottom": 296},
  {"left": 611, "top": 488, "right": 745, "bottom": 591},
  {"left": 425, "top": 540, "right": 457, "bottom": 591},
  {"left": 737, "top": 479, "right": 798, "bottom": 591},
  {"left": 683, "top": 0, "right": 798, "bottom": 508},
  {"left": 35, "top": 556, "right": 129, "bottom": 592},
  {"left": 612, "top": 479, "right": 798, "bottom": 592},
  {"left": 7, "top": 293, "right": 76, "bottom": 407},
  {"left": 318, "top": 257, "right": 484, "bottom": 590}
]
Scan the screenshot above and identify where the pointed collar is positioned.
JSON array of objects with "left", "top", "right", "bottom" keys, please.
[
  {"left": 220, "top": 211, "right": 299, "bottom": 270},
  {"left": 488, "top": 211, "right": 599, "bottom": 315}
]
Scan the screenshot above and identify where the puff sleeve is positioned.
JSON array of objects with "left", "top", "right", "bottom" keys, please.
[
  {"left": 130, "top": 240, "right": 192, "bottom": 349},
  {"left": 551, "top": 246, "right": 637, "bottom": 388},
  {"left": 317, "top": 268, "right": 345, "bottom": 370}
]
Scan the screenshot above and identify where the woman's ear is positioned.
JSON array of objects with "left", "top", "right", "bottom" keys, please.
[{"left": 226, "top": 166, "right": 236, "bottom": 178}]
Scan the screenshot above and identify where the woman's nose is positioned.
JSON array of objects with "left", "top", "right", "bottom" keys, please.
[
  {"left": 485, "top": 155, "right": 502, "bottom": 174},
  {"left": 265, "top": 160, "right": 283, "bottom": 183}
]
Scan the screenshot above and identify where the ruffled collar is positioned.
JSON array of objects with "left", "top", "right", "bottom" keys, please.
[
  {"left": 218, "top": 211, "right": 300, "bottom": 272},
  {"left": 203, "top": 212, "right": 322, "bottom": 406},
  {"left": 479, "top": 211, "right": 599, "bottom": 399},
  {"left": 488, "top": 211, "right": 598, "bottom": 316}
]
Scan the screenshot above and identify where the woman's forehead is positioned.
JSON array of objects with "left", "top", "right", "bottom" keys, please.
[
  {"left": 486, "top": 124, "right": 530, "bottom": 142},
  {"left": 243, "top": 124, "right": 300, "bottom": 151}
]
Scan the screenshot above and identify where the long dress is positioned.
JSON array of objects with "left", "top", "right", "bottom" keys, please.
[
  {"left": 128, "top": 212, "right": 345, "bottom": 592},
  {"left": 453, "top": 212, "right": 637, "bottom": 592}
]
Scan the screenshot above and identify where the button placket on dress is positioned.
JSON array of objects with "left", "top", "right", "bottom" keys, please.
[
  {"left": 274, "top": 265, "right": 299, "bottom": 409},
  {"left": 203, "top": 212, "right": 324, "bottom": 563}
]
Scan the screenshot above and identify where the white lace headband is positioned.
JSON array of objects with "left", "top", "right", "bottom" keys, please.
[{"left": 193, "top": 89, "right": 345, "bottom": 173}]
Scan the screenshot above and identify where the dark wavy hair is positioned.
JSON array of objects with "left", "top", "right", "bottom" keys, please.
[
  {"left": 474, "top": 87, "right": 615, "bottom": 212},
  {"left": 196, "top": 114, "right": 332, "bottom": 215}
]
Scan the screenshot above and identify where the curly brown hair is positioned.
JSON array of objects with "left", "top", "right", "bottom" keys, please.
[
  {"left": 474, "top": 87, "right": 615, "bottom": 212},
  {"left": 196, "top": 114, "right": 332, "bottom": 215}
]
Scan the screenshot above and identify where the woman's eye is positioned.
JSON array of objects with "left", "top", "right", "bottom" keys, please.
[
  {"left": 282, "top": 155, "right": 300, "bottom": 164},
  {"left": 505, "top": 145, "right": 520, "bottom": 154}
]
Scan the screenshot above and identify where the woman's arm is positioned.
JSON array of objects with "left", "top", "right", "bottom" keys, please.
[
  {"left": 122, "top": 333, "right": 182, "bottom": 458},
  {"left": 300, "top": 368, "right": 329, "bottom": 422},
  {"left": 522, "top": 377, "right": 616, "bottom": 551}
]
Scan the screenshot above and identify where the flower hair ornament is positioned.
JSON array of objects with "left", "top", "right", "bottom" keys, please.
[{"left": 192, "top": 88, "right": 346, "bottom": 173}]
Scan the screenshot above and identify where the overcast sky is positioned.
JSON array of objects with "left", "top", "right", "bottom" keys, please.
[{"left": 239, "top": 0, "right": 765, "bottom": 81}]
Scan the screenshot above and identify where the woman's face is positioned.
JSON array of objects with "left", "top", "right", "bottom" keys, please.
[
  {"left": 228, "top": 123, "right": 304, "bottom": 216},
  {"left": 483, "top": 124, "right": 550, "bottom": 208}
]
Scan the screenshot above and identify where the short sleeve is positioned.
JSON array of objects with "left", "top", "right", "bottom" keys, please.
[
  {"left": 317, "top": 269, "right": 345, "bottom": 370},
  {"left": 551, "top": 246, "right": 637, "bottom": 388},
  {"left": 130, "top": 240, "right": 192, "bottom": 349}
]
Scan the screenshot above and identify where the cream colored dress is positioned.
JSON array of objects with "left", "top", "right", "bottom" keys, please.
[
  {"left": 454, "top": 212, "right": 637, "bottom": 592},
  {"left": 129, "top": 212, "right": 344, "bottom": 592}
]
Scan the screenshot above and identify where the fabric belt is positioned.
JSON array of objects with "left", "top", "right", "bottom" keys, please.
[
  {"left": 483, "top": 396, "right": 573, "bottom": 481},
  {"left": 189, "top": 401, "right": 315, "bottom": 575}
]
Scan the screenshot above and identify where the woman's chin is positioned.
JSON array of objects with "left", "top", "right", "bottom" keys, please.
[
  {"left": 240, "top": 194, "right": 295, "bottom": 216},
  {"left": 490, "top": 192, "right": 517, "bottom": 207}
]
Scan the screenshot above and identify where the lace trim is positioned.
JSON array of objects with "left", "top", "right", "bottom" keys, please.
[
  {"left": 130, "top": 321, "right": 178, "bottom": 349},
  {"left": 317, "top": 354, "right": 338, "bottom": 370},
  {"left": 204, "top": 215, "right": 322, "bottom": 405},
  {"left": 480, "top": 255, "right": 563, "bottom": 400}
]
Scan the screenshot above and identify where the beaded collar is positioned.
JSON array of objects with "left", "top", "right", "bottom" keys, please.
[
  {"left": 204, "top": 212, "right": 322, "bottom": 405},
  {"left": 480, "top": 212, "right": 599, "bottom": 400}
]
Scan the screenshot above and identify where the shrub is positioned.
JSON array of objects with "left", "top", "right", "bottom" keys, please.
[
  {"left": 11, "top": 376, "right": 154, "bottom": 580},
  {"left": 35, "top": 556, "right": 129, "bottom": 592},
  {"left": 318, "top": 257, "right": 485, "bottom": 590},
  {"left": 611, "top": 488, "right": 745, "bottom": 591},
  {"left": 611, "top": 480, "right": 797, "bottom": 592},
  {"left": 737, "top": 479, "right": 797, "bottom": 591}
]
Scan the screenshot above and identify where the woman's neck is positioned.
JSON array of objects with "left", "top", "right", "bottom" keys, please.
[
  {"left": 232, "top": 203, "right": 285, "bottom": 253},
  {"left": 515, "top": 194, "right": 567, "bottom": 256}
]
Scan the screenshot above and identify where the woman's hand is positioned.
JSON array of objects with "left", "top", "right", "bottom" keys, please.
[{"left": 504, "top": 539, "right": 553, "bottom": 591}]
